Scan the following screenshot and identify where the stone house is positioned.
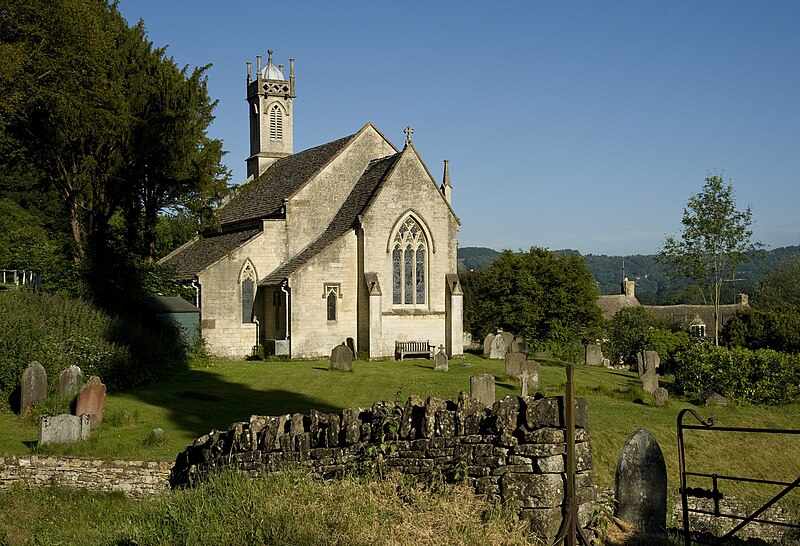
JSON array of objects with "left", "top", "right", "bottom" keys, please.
[
  {"left": 161, "top": 51, "right": 463, "bottom": 359},
  {"left": 597, "top": 277, "right": 749, "bottom": 340}
]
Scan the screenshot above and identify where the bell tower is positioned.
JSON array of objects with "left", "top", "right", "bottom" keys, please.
[{"left": 246, "top": 50, "right": 295, "bottom": 179}]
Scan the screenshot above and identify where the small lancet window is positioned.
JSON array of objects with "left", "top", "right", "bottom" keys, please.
[
  {"left": 325, "top": 284, "right": 340, "bottom": 321},
  {"left": 241, "top": 262, "right": 257, "bottom": 323},
  {"left": 269, "top": 104, "right": 283, "bottom": 140},
  {"left": 391, "top": 216, "right": 427, "bottom": 306}
]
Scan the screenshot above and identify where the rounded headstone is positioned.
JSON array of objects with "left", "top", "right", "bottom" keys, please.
[
  {"left": 330, "top": 344, "right": 353, "bottom": 372},
  {"left": 21, "top": 361, "right": 48, "bottom": 416},
  {"left": 615, "top": 429, "right": 667, "bottom": 535},
  {"left": 75, "top": 376, "right": 107, "bottom": 425},
  {"left": 58, "top": 365, "right": 84, "bottom": 397},
  {"left": 482, "top": 334, "right": 495, "bottom": 358},
  {"left": 653, "top": 387, "right": 669, "bottom": 407},
  {"left": 488, "top": 335, "right": 509, "bottom": 359}
]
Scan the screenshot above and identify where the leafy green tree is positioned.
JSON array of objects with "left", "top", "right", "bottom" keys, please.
[
  {"left": 605, "top": 306, "right": 690, "bottom": 370},
  {"left": 754, "top": 253, "right": 800, "bottom": 314},
  {"left": 659, "top": 175, "right": 762, "bottom": 345},
  {"left": 462, "top": 248, "right": 602, "bottom": 349}
]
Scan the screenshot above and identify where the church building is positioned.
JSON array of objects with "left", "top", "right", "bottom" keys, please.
[{"left": 161, "top": 51, "right": 463, "bottom": 359}]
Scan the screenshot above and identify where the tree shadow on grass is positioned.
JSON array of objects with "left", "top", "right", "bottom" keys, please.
[{"left": 125, "top": 367, "right": 341, "bottom": 443}]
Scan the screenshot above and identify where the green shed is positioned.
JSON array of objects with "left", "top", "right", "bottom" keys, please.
[{"left": 144, "top": 296, "right": 200, "bottom": 345}]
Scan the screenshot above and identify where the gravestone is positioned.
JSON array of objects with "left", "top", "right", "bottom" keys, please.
[
  {"left": 345, "top": 337, "right": 356, "bottom": 357},
  {"left": 636, "top": 350, "right": 660, "bottom": 377},
  {"left": 499, "top": 331, "right": 514, "bottom": 351},
  {"left": 147, "top": 427, "right": 166, "bottom": 446},
  {"left": 482, "top": 334, "right": 495, "bottom": 358},
  {"left": 520, "top": 360, "right": 541, "bottom": 391},
  {"left": 470, "top": 374, "right": 495, "bottom": 407},
  {"left": 504, "top": 352, "right": 526, "bottom": 377},
  {"left": 615, "top": 429, "right": 667, "bottom": 535},
  {"left": 330, "top": 344, "right": 353, "bottom": 372},
  {"left": 75, "top": 376, "right": 107, "bottom": 425},
  {"left": 641, "top": 369, "right": 659, "bottom": 395},
  {"left": 21, "top": 361, "right": 47, "bottom": 416},
  {"left": 520, "top": 369, "right": 532, "bottom": 397},
  {"left": 698, "top": 389, "right": 729, "bottom": 406},
  {"left": 653, "top": 387, "right": 669, "bottom": 407},
  {"left": 511, "top": 336, "right": 528, "bottom": 355},
  {"left": 39, "top": 413, "right": 91, "bottom": 445},
  {"left": 434, "top": 347, "right": 448, "bottom": 371},
  {"left": 488, "top": 335, "right": 509, "bottom": 359},
  {"left": 58, "top": 365, "right": 84, "bottom": 397},
  {"left": 585, "top": 344, "right": 603, "bottom": 366}
]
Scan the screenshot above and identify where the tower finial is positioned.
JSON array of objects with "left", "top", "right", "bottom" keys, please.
[{"left": 404, "top": 125, "right": 414, "bottom": 145}]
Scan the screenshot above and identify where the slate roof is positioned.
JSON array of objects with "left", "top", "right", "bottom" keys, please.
[
  {"left": 217, "top": 134, "right": 356, "bottom": 227},
  {"left": 261, "top": 153, "right": 400, "bottom": 285},
  {"left": 644, "top": 303, "right": 746, "bottom": 329},
  {"left": 159, "top": 228, "right": 261, "bottom": 280}
]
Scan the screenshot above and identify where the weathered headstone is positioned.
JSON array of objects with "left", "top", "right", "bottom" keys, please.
[
  {"left": 58, "top": 365, "right": 84, "bottom": 397},
  {"left": 585, "top": 344, "right": 603, "bottom": 366},
  {"left": 511, "top": 336, "right": 528, "bottom": 355},
  {"left": 482, "top": 333, "right": 495, "bottom": 358},
  {"left": 615, "top": 429, "right": 667, "bottom": 535},
  {"left": 520, "top": 369, "right": 532, "bottom": 397},
  {"left": 330, "top": 344, "right": 353, "bottom": 372},
  {"left": 641, "top": 369, "right": 659, "bottom": 395},
  {"left": 434, "top": 347, "right": 448, "bottom": 371},
  {"left": 39, "top": 413, "right": 91, "bottom": 445},
  {"left": 636, "top": 350, "right": 660, "bottom": 377},
  {"left": 75, "top": 376, "right": 107, "bottom": 425},
  {"left": 345, "top": 337, "right": 356, "bottom": 357},
  {"left": 488, "top": 335, "right": 509, "bottom": 359},
  {"left": 504, "top": 352, "right": 526, "bottom": 377},
  {"left": 499, "top": 331, "right": 514, "bottom": 351},
  {"left": 470, "top": 374, "right": 495, "bottom": 407},
  {"left": 146, "top": 427, "right": 166, "bottom": 446},
  {"left": 698, "top": 389, "right": 729, "bottom": 406},
  {"left": 20, "top": 361, "right": 47, "bottom": 416},
  {"left": 520, "top": 360, "right": 541, "bottom": 392},
  {"left": 653, "top": 387, "right": 669, "bottom": 407}
]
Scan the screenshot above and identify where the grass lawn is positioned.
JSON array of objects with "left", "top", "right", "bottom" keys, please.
[{"left": 1, "top": 354, "right": 799, "bottom": 504}]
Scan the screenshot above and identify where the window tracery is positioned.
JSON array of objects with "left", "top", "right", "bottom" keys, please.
[{"left": 391, "top": 217, "right": 427, "bottom": 306}]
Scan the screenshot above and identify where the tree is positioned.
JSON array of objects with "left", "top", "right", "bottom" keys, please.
[
  {"left": 754, "top": 253, "right": 800, "bottom": 314},
  {"left": 659, "top": 175, "right": 761, "bottom": 345},
  {"left": 462, "top": 248, "right": 603, "bottom": 349}
]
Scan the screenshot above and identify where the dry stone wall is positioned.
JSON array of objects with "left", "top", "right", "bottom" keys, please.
[
  {"left": 0, "top": 455, "right": 171, "bottom": 497},
  {"left": 171, "top": 392, "right": 596, "bottom": 543}
]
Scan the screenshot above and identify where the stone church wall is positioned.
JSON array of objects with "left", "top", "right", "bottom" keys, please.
[
  {"left": 170, "top": 394, "right": 595, "bottom": 544},
  {"left": 288, "top": 232, "right": 359, "bottom": 358},
  {"left": 287, "top": 128, "right": 395, "bottom": 257},
  {"left": 360, "top": 148, "right": 461, "bottom": 357}
]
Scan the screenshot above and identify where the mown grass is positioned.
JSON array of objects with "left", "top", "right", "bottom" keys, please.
[{"left": 1, "top": 354, "right": 798, "bottom": 508}]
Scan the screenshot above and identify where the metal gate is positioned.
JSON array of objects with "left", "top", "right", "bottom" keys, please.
[{"left": 677, "top": 408, "right": 800, "bottom": 545}]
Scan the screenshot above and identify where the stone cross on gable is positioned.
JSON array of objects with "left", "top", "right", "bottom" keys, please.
[{"left": 404, "top": 125, "right": 414, "bottom": 144}]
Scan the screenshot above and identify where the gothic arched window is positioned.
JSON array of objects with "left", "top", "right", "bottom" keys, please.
[
  {"left": 241, "top": 262, "right": 257, "bottom": 323},
  {"left": 269, "top": 104, "right": 283, "bottom": 140},
  {"left": 391, "top": 217, "right": 427, "bottom": 306}
]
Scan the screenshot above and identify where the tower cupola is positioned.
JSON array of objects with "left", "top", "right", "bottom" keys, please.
[{"left": 246, "top": 50, "right": 295, "bottom": 179}]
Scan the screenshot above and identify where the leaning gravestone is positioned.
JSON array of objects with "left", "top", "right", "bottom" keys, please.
[
  {"left": 585, "top": 344, "right": 603, "bottom": 366},
  {"left": 58, "top": 365, "right": 84, "bottom": 397},
  {"left": 470, "top": 374, "right": 495, "bottom": 407},
  {"left": 636, "top": 350, "right": 660, "bottom": 377},
  {"left": 653, "top": 387, "right": 669, "bottom": 407},
  {"left": 434, "top": 347, "right": 448, "bottom": 371},
  {"left": 21, "top": 361, "right": 47, "bottom": 416},
  {"left": 75, "top": 376, "right": 107, "bottom": 425},
  {"left": 482, "top": 334, "right": 495, "bottom": 358},
  {"left": 504, "top": 352, "right": 526, "bottom": 377},
  {"left": 330, "top": 344, "right": 353, "bottom": 372},
  {"left": 488, "top": 335, "right": 509, "bottom": 359},
  {"left": 39, "top": 413, "right": 91, "bottom": 445},
  {"left": 345, "top": 337, "right": 356, "bottom": 357},
  {"left": 615, "top": 429, "right": 667, "bottom": 535},
  {"left": 641, "top": 369, "right": 659, "bottom": 395}
]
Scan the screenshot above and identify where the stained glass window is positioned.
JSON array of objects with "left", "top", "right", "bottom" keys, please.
[
  {"left": 391, "top": 216, "right": 428, "bottom": 307},
  {"left": 242, "top": 278, "right": 255, "bottom": 323}
]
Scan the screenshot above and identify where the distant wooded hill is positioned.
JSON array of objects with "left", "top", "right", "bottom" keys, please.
[{"left": 458, "top": 245, "right": 800, "bottom": 306}]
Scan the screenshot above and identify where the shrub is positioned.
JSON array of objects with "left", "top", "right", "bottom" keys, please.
[
  {"left": 722, "top": 308, "right": 800, "bottom": 354},
  {"left": 675, "top": 344, "right": 800, "bottom": 405},
  {"left": 605, "top": 307, "right": 690, "bottom": 371},
  {"left": 0, "top": 290, "right": 188, "bottom": 408}
]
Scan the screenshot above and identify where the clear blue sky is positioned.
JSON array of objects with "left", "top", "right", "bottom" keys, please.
[{"left": 117, "top": 1, "right": 800, "bottom": 256}]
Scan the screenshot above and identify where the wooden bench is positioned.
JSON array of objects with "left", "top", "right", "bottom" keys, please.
[{"left": 395, "top": 340, "right": 434, "bottom": 361}]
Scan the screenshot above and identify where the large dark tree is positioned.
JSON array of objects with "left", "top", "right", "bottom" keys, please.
[
  {"left": 462, "top": 248, "right": 602, "bottom": 346},
  {"left": 0, "top": 0, "right": 229, "bottom": 301}
]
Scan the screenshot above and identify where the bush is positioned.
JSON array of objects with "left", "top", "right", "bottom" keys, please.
[
  {"left": 605, "top": 307, "right": 690, "bottom": 371},
  {"left": 722, "top": 308, "right": 800, "bottom": 354},
  {"left": 675, "top": 344, "right": 800, "bottom": 405},
  {"left": 0, "top": 290, "right": 188, "bottom": 409}
]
